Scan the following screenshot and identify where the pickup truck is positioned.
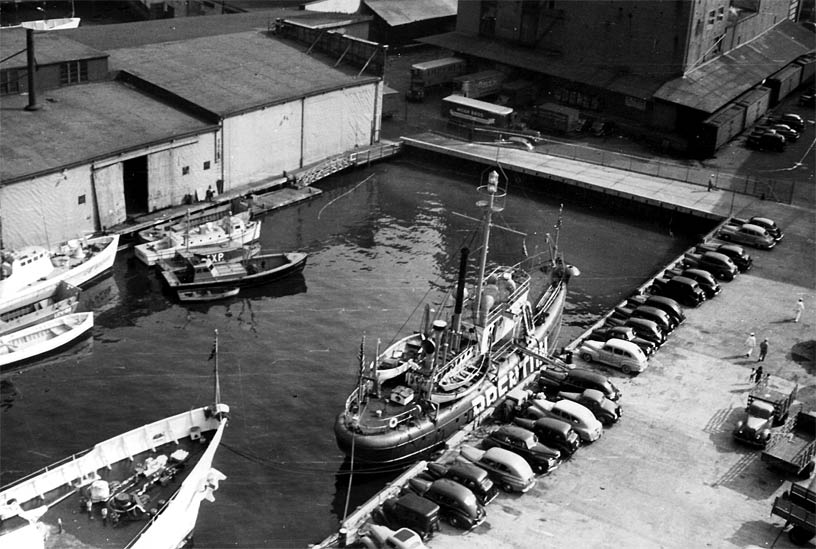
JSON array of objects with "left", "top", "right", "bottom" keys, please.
[
  {"left": 770, "top": 478, "right": 816, "bottom": 545},
  {"left": 717, "top": 223, "right": 776, "bottom": 250},
  {"left": 695, "top": 242, "right": 752, "bottom": 272},
  {"left": 762, "top": 409, "right": 816, "bottom": 476},
  {"left": 733, "top": 376, "right": 798, "bottom": 447}
]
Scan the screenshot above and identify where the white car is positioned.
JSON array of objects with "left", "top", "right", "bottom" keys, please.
[
  {"left": 360, "top": 524, "right": 428, "bottom": 549},
  {"left": 578, "top": 338, "right": 648, "bottom": 374},
  {"left": 526, "top": 398, "right": 603, "bottom": 442}
]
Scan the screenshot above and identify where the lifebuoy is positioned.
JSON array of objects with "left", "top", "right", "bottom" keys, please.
[{"left": 388, "top": 417, "right": 398, "bottom": 429}]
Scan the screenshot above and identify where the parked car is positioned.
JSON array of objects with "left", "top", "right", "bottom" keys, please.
[
  {"left": 746, "top": 132, "right": 785, "bottom": 152},
  {"left": 651, "top": 275, "right": 707, "bottom": 306},
  {"left": 458, "top": 445, "right": 537, "bottom": 493},
  {"left": 768, "top": 124, "right": 799, "bottom": 142},
  {"left": 585, "top": 325, "right": 657, "bottom": 356},
  {"left": 627, "top": 294, "right": 685, "bottom": 325},
  {"left": 732, "top": 216, "right": 783, "bottom": 241},
  {"left": 768, "top": 113, "right": 805, "bottom": 132},
  {"left": 526, "top": 398, "right": 603, "bottom": 442},
  {"left": 409, "top": 478, "right": 486, "bottom": 530},
  {"left": 684, "top": 251, "right": 740, "bottom": 280},
  {"left": 537, "top": 368, "right": 622, "bottom": 401},
  {"left": 695, "top": 242, "right": 752, "bottom": 272},
  {"left": 607, "top": 316, "right": 665, "bottom": 346},
  {"left": 512, "top": 416, "right": 582, "bottom": 457},
  {"left": 375, "top": 492, "right": 440, "bottom": 541},
  {"left": 717, "top": 224, "right": 776, "bottom": 250},
  {"left": 629, "top": 304, "right": 677, "bottom": 332},
  {"left": 664, "top": 268, "right": 720, "bottom": 299},
  {"left": 359, "top": 525, "right": 428, "bottom": 549},
  {"left": 557, "top": 389, "right": 621, "bottom": 426},
  {"left": 483, "top": 424, "right": 561, "bottom": 474},
  {"left": 423, "top": 462, "right": 499, "bottom": 506},
  {"left": 577, "top": 338, "right": 649, "bottom": 374}
]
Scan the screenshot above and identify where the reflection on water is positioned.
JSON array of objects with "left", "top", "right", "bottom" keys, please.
[{"left": 0, "top": 159, "right": 701, "bottom": 547}]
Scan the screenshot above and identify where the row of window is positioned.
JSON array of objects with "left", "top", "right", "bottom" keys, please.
[{"left": 0, "top": 60, "right": 89, "bottom": 96}]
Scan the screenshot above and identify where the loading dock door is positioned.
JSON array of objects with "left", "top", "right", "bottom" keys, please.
[{"left": 92, "top": 163, "right": 126, "bottom": 230}]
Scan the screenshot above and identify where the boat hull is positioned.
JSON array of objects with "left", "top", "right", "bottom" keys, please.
[
  {"left": 0, "top": 312, "right": 93, "bottom": 369},
  {"left": 334, "top": 282, "right": 567, "bottom": 466},
  {"left": 134, "top": 220, "right": 261, "bottom": 266},
  {"left": 0, "top": 406, "right": 228, "bottom": 549},
  {"left": 0, "top": 281, "right": 80, "bottom": 336},
  {"left": 0, "top": 235, "right": 119, "bottom": 308},
  {"left": 162, "top": 253, "right": 307, "bottom": 295}
]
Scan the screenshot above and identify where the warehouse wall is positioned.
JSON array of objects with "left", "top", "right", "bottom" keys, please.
[{"left": 302, "top": 83, "right": 377, "bottom": 166}]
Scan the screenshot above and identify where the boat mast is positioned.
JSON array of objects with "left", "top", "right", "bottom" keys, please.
[
  {"left": 213, "top": 329, "right": 221, "bottom": 406},
  {"left": 474, "top": 170, "right": 503, "bottom": 325}
]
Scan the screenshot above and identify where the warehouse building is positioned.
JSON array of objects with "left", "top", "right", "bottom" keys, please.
[{"left": 1, "top": 18, "right": 383, "bottom": 248}]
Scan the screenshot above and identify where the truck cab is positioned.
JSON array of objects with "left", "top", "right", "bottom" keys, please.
[{"left": 733, "top": 376, "right": 798, "bottom": 447}]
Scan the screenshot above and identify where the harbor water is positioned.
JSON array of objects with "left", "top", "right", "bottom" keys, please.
[{"left": 0, "top": 158, "right": 699, "bottom": 548}]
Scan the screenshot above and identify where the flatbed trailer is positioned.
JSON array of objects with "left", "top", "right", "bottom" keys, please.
[
  {"left": 771, "top": 478, "right": 816, "bottom": 545},
  {"left": 762, "top": 410, "right": 816, "bottom": 476}
]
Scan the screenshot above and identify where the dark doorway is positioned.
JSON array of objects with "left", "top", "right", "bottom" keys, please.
[{"left": 123, "top": 156, "right": 148, "bottom": 216}]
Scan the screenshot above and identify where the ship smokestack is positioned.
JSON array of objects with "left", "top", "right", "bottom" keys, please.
[{"left": 24, "top": 29, "right": 40, "bottom": 111}]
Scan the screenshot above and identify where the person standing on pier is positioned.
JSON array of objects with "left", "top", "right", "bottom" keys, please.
[
  {"left": 758, "top": 338, "right": 769, "bottom": 362},
  {"left": 744, "top": 332, "right": 756, "bottom": 358},
  {"left": 794, "top": 298, "right": 804, "bottom": 323}
]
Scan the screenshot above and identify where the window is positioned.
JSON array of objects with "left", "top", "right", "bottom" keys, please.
[
  {"left": 59, "top": 61, "right": 88, "bottom": 85},
  {"left": 0, "top": 69, "right": 20, "bottom": 95},
  {"left": 707, "top": 9, "right": 715, "bottom": 24},
  {"left": 182, "top": 166, "right": 190, "bottom": 175},
  {"left": 78, "top": 194, "right": 86, "bottom": 205},
  {"left": 717, "top": 7, "right": 724, "bottom": 20},
  {"left": 203, "top": 161, "right": 211, "bottom": 170}
]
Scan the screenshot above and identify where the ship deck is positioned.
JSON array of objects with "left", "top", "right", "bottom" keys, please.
[{"left": 1, "top": 436, "right": 211, "bottom": 549}]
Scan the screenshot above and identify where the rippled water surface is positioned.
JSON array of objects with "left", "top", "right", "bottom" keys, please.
[{"left": 0, "top": 159, "right": 697, "bottom": 548}]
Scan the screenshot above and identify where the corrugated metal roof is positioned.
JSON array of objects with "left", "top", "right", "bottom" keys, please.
[
  {"left": 363, "top": 0, "right": 457, "bottom": 26},
  {"left": 1, "top": 81, "right": 215, "bottom": 182},
  {"left": 108, "top": 31, "right": 379, "bottom": 117},
  {"left": 0, "top": 28, "right": 107, "bottom": 70},
  {"left": 653, "top": 20, "right": 814, "bottom": 113},
  {"left": 419, "top": 31, "right": 665, "bottom": 100}
]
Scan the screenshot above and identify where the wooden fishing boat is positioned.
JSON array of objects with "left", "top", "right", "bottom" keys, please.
[
  {"left": 134, "top": 215, "right": 261, "bottom": 266},
  {"left": 0, "top": 311, "right": 93, "bottom": 369},
  {"left": 0, "top": 234, "right": 119, "bottom": 309},
  {"left": 334, "top": 169, "right": 580, "bottom": 466},
  {"left": 0, "top": 331, "right": 230, "bottom": 549},
  {"left": 0, "top": 281, "right": 80, "bottom": 336},
  {"left": 157, "top": 242, "right": 261, "bottom": 272},
  {"left": 159, "top": 251, "right": 308, "bottom": 300},
  {"left": 178, "top": 287, "right": 241, "bottom": 302}
]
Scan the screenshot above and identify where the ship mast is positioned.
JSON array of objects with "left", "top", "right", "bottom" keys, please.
[
  {"left": 473, "top": 170, "right": 504, "bottom": 325},
  {"left": 213, "top": 329, "right": 221, "bottom": 406}
]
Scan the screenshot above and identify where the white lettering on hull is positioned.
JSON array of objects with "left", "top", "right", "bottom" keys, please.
[{"left": 470, "top": 353, "right": 538, "bottom": 416}]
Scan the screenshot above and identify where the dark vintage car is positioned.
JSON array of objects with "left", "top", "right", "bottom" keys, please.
[
  {"left": 606, "top": 316, "right": 665, "bottom": 346},
  {"left": 651, "top": 275, "right": 707, "bottom": 307},
  {"left": 408, "top": 478, "right": 486, "bottom": 530},
  {"left": 610, "top": 304, "right": 676, "bottom": 333},
  {"left": 683, "top": 251, "right": 740, "bottom": 280},
  {"left": 732, "top": 216, "right": 784, "bottom": 241},
  {"left": 696, "top": 242, "right": 752, "bottom": 272},
  {"left": 375, "top": 492, "right": 441, "bottom": 540},
  {"left": 513, "top": 416, "right": 582, "bottom": 457},
  {"left": 557, "top": 389, "right": 621, "bottom": 426},
  {"left": 537, "top": 368, "right": 622, "bottom": 401},
  {"left": 423, "top": 461, "right": 499, "bottom": 506},
  {"left": 664, "top": 268, "right": 720, "bottom": 299},
  {"left": 586, "top": 325, "right": 657, "bottom": 356},
  {"left": 627, "top": 294, "right": 686, "bottom": 325},
  {"left": 483, "top": 424, "right": 561, "bottom": 474},
  {"left": 458, "top": 445, "right": 537, "bottom": 493}
]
